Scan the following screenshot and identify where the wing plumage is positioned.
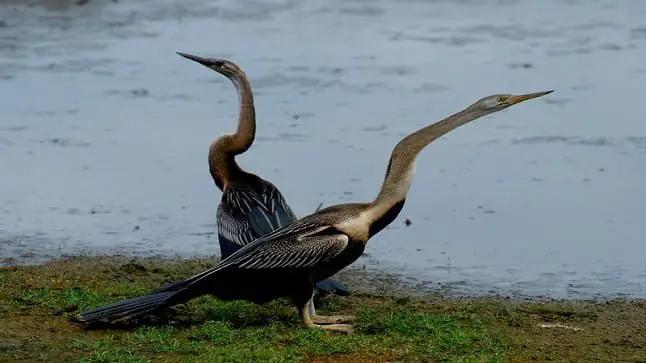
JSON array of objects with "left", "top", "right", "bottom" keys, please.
[
  {"left": 217, "top": 180, "right": 297, "bottom": 258},
  {"left": 235, "top": 234, "right": 348, "bottom": 269},
  {"left": 165, "top": 220, "right": 348, "bottom": 290}
]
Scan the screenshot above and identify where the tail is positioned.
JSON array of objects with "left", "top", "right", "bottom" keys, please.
[
  {"left": 73, "top": 290, "right": 181, "bottom": 326},
  {"left": 74, "top": 260, "right": 224, "bottom": 326}
]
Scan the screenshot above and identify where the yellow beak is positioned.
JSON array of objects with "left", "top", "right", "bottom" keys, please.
[{"left": 507, "top": 90, "right": 554, "bottom": 105}]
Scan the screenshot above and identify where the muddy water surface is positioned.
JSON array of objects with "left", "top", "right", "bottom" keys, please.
[{"left": 1, "top": 0, "right": 645, "bottom": 298}]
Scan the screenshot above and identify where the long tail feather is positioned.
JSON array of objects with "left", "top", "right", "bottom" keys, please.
[{"left": 73, "top": 291, "right": 178, "bottom": 325}]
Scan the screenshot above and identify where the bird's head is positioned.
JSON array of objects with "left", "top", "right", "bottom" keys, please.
[
  {"left": 467, "top": 90, "right": 553, "bottom": 115},
  {"left": 177, "top": 52, "right": 241, "bottom": 78}
]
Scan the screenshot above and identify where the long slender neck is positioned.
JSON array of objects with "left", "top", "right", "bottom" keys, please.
[
  {"left": 208, "top": 70, "right": 256, "bottom": 188},
  {"left": 365, "top": 106, "right": 492, "bottom": 224}
]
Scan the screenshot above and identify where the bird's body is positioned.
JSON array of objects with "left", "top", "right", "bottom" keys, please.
[
  {"left": 75, "top": 77, "right": 552, "bottom": 332},
  {"left": 185, "top": 52, "right": 295, "bottom": 257},
  {"left": 189, "top": 204, "right": 367, "bottom": 304},
  {"left": 177, "top": 52, "right": 347, "bottom": 295}
]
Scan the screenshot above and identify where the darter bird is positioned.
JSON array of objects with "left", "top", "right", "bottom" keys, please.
[
  {"left": 177, "top": 52, "right": 348, "bottom": 296},
  {"left": 74, "top": 90, "right": 552, "bottom": 333}
]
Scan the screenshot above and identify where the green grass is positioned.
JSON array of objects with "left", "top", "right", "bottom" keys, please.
[
  {"left": 3, "top": 285, "right": 504, "bottom": 361},
  {"left": 76, "top": 336, "right": 148, "bottom": 363},
  {"left": 17, "top": 287, "right": 107, "bottom": 310},
  {"left": 58, "top": 294, "right": 503, "bottom": 362},
  {"left": 1, "top": 257, "right": 645, "bottom": 362}
]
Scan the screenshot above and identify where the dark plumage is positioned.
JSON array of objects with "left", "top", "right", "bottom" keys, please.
[{"left": 217, "top": 176, "right": 295, "bottom": 258}]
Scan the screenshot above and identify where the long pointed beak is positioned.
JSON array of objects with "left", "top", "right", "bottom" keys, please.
[
  {"left": 176, "top": 52, "right": 222, "bottom": 68},
  {"left": 508, "top": 90, "right": 554, "bottom": 105}
]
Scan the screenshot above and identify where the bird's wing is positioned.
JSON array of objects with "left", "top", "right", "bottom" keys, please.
[
  {"left": 217, "top": 202, "right": 256, "bottom": 248},
  {"left": 217, "top": 182, "right": 297, "bottom": 251},
  {"left": 261, "top": 183, "right": 297, "bottom": 228},
  {"left": 174, "top": 221, "right": 348, "bottom": 288},
  {"left": 232, "top": 232, "right": 349, "bottom": 270}
]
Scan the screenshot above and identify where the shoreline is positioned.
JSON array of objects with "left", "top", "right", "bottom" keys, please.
[
  {"left": 3, "top": 252, "right": 641, "bottom": 301},
  {"left": 1, "top": 256, "right": 644, "bottom": 361}
]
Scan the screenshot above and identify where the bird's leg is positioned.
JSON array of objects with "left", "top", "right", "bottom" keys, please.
[
  {"left": 308, "top": 299, "right": 355, "bottom": 324},
  {"left": 299, "top": 296, "right": 353, "bottom": 333}
]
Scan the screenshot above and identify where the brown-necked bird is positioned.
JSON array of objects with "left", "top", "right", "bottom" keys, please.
[
  {"left": 75, "top": 90, "right": 552, "bottom": 333},
  {"left": 177, "top": 52, "right": 348, "bottom": 296}
]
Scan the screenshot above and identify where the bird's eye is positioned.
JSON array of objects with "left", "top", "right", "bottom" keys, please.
[{"left": 497, "top": 96, "right": 508, "bottom": 103}]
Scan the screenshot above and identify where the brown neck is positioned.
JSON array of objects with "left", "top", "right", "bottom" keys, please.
[
  {"left": 365, "top": 106, "right": 491, "bottom": 222},
  {"left": 208, "top": 69, "right": 256, "bottom": 188}
]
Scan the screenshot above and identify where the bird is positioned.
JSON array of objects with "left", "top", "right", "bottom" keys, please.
[
  {"left": 177, "top": 52, "right": 348, "bottom": 296},
  {"left": 74, "top": 90, "right": 552, "bottom": 333}
]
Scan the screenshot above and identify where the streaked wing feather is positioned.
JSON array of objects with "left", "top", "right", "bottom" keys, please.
[
  {"left": 216, "top": 204, "right": 255, "bottom": 247},
  {"left": 218, "top": 182, "right": 297, "bottom": 250},
  {"left": 233, "top": 234, "right": 348, "bottom": 270},
  {"left": 265, "top": 185, "right": 297, "bottom": 228},
  {"left": 172, "top": 221, "right": 344, "bottom": 288}
]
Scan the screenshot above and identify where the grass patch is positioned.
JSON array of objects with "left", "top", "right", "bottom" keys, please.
[
  {"left": 0, "top": 257, "right": 645, "bottom": 362},
  {"left": 17, "top": 287, "right": 107, "bottom": 310},
  {"left": 76, "top": 336, "right": 148, "bottom": 363}
]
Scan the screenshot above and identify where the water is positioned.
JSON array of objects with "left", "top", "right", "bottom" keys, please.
[{"left": 1, "top": 0, "right": 645, "bottom": 299}]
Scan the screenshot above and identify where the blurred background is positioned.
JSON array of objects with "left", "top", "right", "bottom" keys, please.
[{"left": 1, "top": 0, "right": 645, "bottom": 298}]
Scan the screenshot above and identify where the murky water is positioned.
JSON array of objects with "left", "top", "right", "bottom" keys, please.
[{"left": 1, "top": 0, "right": 645, "bottom": 298}]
